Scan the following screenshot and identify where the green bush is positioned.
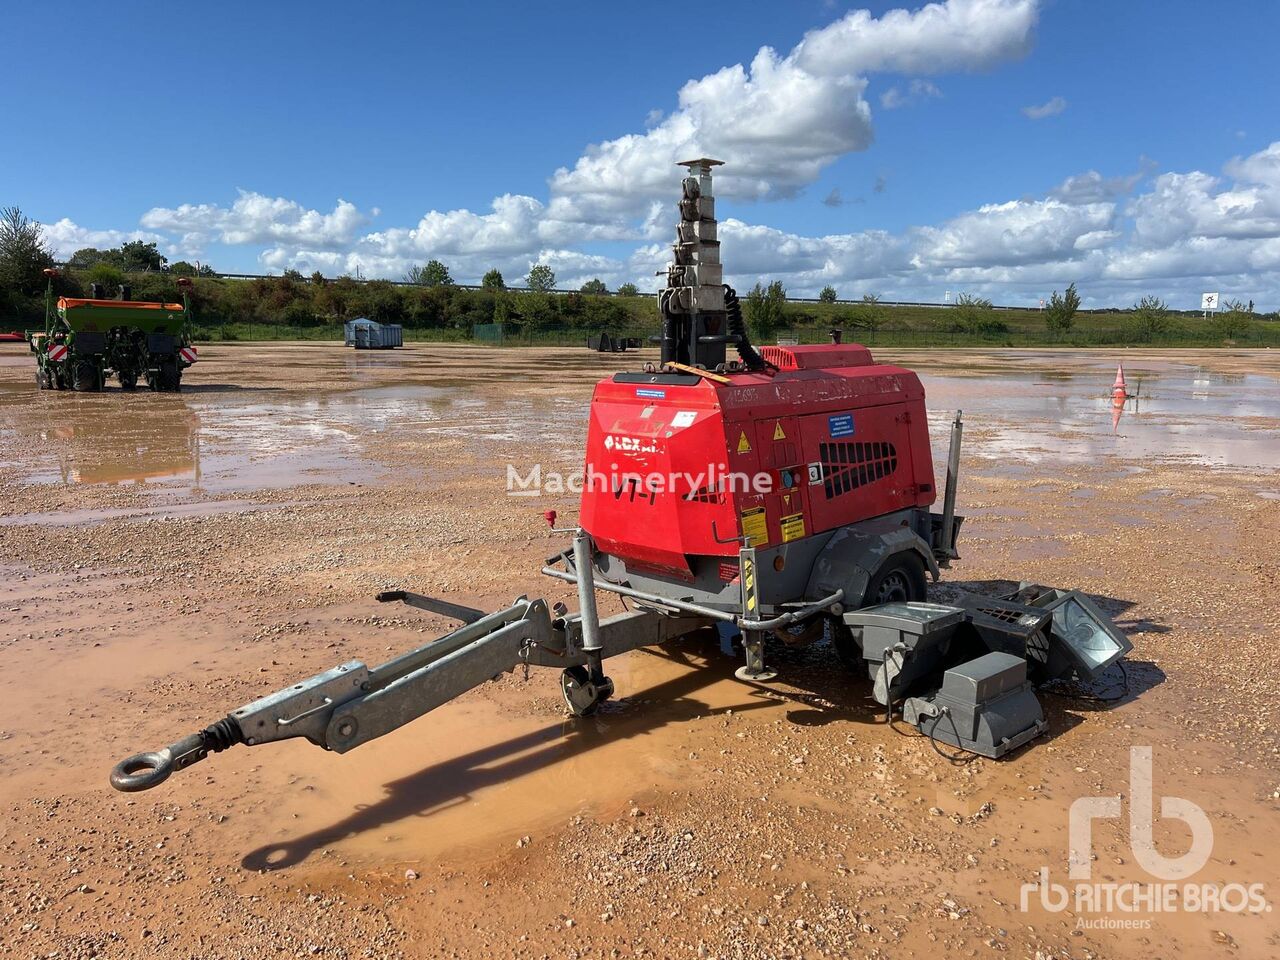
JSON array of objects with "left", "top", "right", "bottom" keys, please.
[
  {"left": 1129, "top": 295, "right": 1171, "bottom": 342},
  {"left": 947, "top": 293, "right": 1008, "bottom": 335},
  {"left": 1213, "top": 303, "right": 1253, "bottom": 341},
  {"left": 745, "top": 280, "right": 787, "bottom": 339},
  {"left": 87, "top": 262, "right": 125, "bottom": 290},
  {"left": 1045, "top": 282, "right": 1080, "bottom": 336}
]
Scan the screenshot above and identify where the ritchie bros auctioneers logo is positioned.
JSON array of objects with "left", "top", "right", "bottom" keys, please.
[{"left": 1021, "top": 747, "right": 1269, "bottom": 929}]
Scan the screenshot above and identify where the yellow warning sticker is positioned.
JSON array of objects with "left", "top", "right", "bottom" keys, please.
[
  {"left": 741, "top": 553, "right": 759, "bottom": 617},
  {"left": 737, "top": 431, "right": 752, "bottom": 454},
  {"left": 772, "top": 420, "right": 787, "bottom": 441},
  {"left": 780, "top": 512, "right": 806, "bottom": 543},
  {"left": 741, "top": 507, "right": 768, "bottom": 546}
]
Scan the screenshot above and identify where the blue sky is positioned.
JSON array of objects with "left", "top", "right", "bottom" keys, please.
[{"left": 5, "top": 0, "right": 1279, "bottom": 306}]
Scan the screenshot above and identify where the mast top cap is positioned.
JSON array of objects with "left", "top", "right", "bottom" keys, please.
[{"left": 677, "top": 158, "right": 724, "bottom": 171}]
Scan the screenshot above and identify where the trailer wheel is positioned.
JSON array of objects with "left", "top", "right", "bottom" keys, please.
[
  {"left": 827, "top": 553, "right": 929, "bottom": 673},
  {"left": 864, "top": 552, "right": 927, "bottom": 606},
  {"left": 828, "top": 617, "right": 863, "bottom": 671},
  {"left": 72, "top": 360, "right": 100, "bottom": 392},
  {"left": 561, "top": 665, "right": 605, "bottom": 717},
  {"left": 157, "top": 359, "right": 182, "bottom": 392}
]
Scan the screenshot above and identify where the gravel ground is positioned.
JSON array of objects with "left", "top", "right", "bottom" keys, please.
[{"left": 0, "top": 342, "right": 1277, "bottom": 959}]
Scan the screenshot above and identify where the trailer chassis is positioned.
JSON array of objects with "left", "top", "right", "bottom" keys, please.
[{"left": 111, "top": 419, "right": 964, "bottom": 793}]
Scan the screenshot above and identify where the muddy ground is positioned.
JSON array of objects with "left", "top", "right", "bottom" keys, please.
[{"left": 0, "top": 342, "right": 1277, "bottom": 960}]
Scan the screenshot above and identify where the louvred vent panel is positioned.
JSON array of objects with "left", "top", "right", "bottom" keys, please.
[{"left": 820, "top": 441, "right": 898, "bottom": 499}]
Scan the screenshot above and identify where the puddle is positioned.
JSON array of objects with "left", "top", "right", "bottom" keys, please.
[
  {"left": 234, "top": 637, "right": 768, "bottom": 869},
  {"left": 0, "top": 387, "right": 579, "bottom": 494},
  {"left": 0, "top": 349, "right": 1277, "bottom": 499},
  {"left": 919, "top": 356, "right": 1280, "bottom": 471}
]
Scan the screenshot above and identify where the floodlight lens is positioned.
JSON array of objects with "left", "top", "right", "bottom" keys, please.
[{"left": 1053, "top": 597, "right": 1122, "bottom": 669}]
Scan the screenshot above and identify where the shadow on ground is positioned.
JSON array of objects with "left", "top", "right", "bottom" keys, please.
[{"left": 242, "top": 585, "right": 1165, "bottom": 870}]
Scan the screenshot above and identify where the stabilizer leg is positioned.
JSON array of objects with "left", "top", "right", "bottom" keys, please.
[
  {"left": 566, "top": 531, "right": 614, "bottom": 715},
  {"left": 733, "top": 545, "right": 777, "bottom": 682}
]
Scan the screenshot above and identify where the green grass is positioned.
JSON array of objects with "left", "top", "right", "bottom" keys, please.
[
  {"left": 22, "top": 266, "right": 1278, "bottom": 349},
  {"left": 192, "top": 298, "right": 1280, "bottom": 349}
]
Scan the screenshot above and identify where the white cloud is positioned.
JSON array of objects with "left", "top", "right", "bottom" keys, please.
[
  {"left": 62, "top": 139, "right": 1280, "bottom": 308},
  {"left": 548, "top": 0, "right": 1036, "bottom": 220},
  {"left": 1128, "top": 154, "right": 1280, "bottom": 247},
  {"left": 1049, "top": 159, "right": 1155, "bottom": 204},
  {"left": 1224, "top": 140, "right": 1280, "bottom": 188},
  {"left": 548, "top": 48, "right": 872, "bottom": 218},
  {"left": 140, "top": 190, "right": 373, "bottom": 252},
  {"left": 1021, "top": 95, "right": 1067, "bottom": 119},
  {"left": 127, "top": 141, "right": 1280, "bottom": 308},
  {"left": 709, "top": 142, "right": 1280, "bottom": 306},
  {"left": 41, "top": 220, "right": 169, "bottom": 260},
  {"left": 913, "top": 198, "right": 1116, "bottom": 268},
  {"left": 535, "top": 249, "right": 629, "bottom": 290},
  {"left": 720, "top": 219, "right": 910, "bottom": 284},
  {"left": 617, "top": 142, "right": 1280, "bottom": 308},
  {"left": 795, "top": 0, "right": 1037, "bottom": 75},
  {"left": 880, "top": 78, "right": 942, "bottom": 109},
  {"left": 823, "top": 187, "right": 864, "bottom": 207}
]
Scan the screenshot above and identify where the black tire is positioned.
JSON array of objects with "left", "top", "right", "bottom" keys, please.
[
  {"left": 560, "top": 665, "right": 600, "bottom": 717},
  {"left": 159, "top": 359, "right": 181, "bottom": 392},
  {"left": 829, "top": 615, "right": 864, "bottom": 671},
  {"left": 830, "top": 553, "right": 929, "bottom": 673},
  {"left": 863, "top": 552, "right": 927, "bottom": 607},
  {"left": 72, "top": 360, "right": 100, "bottom": 392},
  {"left": 148, "top": 357, "right": 182, "bottom": 392}
]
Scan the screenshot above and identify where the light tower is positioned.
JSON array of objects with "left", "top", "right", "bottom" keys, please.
[{"left": 660, "top": 158, "right": 727, "bottom": 368}]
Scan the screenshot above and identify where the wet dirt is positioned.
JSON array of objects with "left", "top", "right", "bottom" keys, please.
[
  {"left": 0, "top": 342, "right": 1278, "bottom": 959},
  {"left": 913, "top": 353, "right": 1280, "bottom": 471},
  {"left": 2, "top": 346, "right": 1277, "bottom": 501}
]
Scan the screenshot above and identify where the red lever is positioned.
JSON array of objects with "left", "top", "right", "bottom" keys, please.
[{"left": 543, "top": 510, "right": 557, "bottom": 528}]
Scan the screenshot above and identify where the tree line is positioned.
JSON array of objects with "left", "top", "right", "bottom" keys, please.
[
  {"left": 0, "top": 205, "right": 1270, "bottom": 344},
  {"left": 0, "top": 208, "right": 642, "bottom": 334}
]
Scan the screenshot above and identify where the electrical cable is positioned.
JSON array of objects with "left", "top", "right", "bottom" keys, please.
[
  {"left": 924, "top": 708, "right": 981, "bottom": 764},
  {"left": 1040, "top": 659, "right": 1129, "bottom": 704}
]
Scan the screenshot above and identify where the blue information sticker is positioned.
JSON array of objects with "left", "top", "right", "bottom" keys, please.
[
  {"left": 828, "top": 413, "right": 855, "bottom": 437},
  {"left": 636, "top": 388, "right": 666, "bottom": 399}
]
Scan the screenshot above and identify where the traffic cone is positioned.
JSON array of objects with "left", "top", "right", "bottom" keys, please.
[
  {"left": 1112, "top": 363, "right": 1127, "bottom": 394},
  {"left": 1111, "top": 363, "right": 1127, "bottom": 434}
]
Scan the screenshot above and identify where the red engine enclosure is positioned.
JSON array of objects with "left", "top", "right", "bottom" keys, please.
[{"left": 579, "top": 343, "right": 937, "bottom": 578}]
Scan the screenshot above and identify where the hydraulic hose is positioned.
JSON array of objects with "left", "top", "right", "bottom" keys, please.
[{"left": 723, "top": 285, "right": 772, "bottom": 371}]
